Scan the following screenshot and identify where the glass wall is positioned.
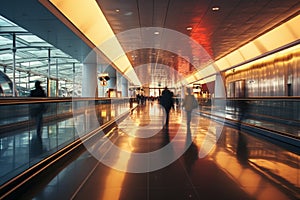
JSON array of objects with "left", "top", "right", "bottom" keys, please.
[
  {"left": 0, "top": 15, "right": 83, "bottom": 97},
  {"left": 0, "top": 98, "right": 132, "bottom": 186}
]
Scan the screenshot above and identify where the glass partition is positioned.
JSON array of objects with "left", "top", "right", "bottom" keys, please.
[
  {"left": 201, "top": 98, "right": 300, "bottom": 138},
  {"left": 0, "top": 98, "right": 133, "bottom": 186}
]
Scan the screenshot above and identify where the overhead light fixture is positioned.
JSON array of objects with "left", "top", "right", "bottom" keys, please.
[
  {"left": 99, "top": 73, "right": 110, "bottom": 86},
  {"left": 212, "top": 6, "right": 220, "bottom": 11},
  {"left": 154, "top": 31, "right": 159, "bottom": 35},
  {"left": 99, "top": 73, "right": 110, "bottom": 80},
  {"left": 186, "top": 27, "right": 192, "bottom": 31},
  {"left": 124, "top": 11, "right": 133, "bottom": 16}
]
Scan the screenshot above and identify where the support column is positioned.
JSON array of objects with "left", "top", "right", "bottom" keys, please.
[
  {"left": 82, "top": 62, "right": 98, "bottom": 132},
  {"left": 56, "top": 59, "right": 59, "bottom": 97},
  {"left": 116, "top": 72, "right": 122, "bottom": 97},
  {"left": 27, "top": 72, "right": 30, "bottom": 90},
  {"left": 12, "top": 33, "right": 16, "bottom": 97},
  {"left": 97, "top": 64, "right": 108, "bottom": 97},
  {"left": 47, "top": 48, "right": 51, "bottom": 97},
  {"left": 181, "top": 86, "right": 186, "bottom": 99},
  {"left": 214, "top": 73, "right": 226, "bottom": 98},
  {"left": 107, "top": 69, "right": 116, "bottom": 89},
  {"left": 72, "top": 63, "right": 75, "bottom": 96},
  {"left": 82, "top": 64, "right": 98, "bottom": 97},
  {"left": 213, "top": 73, "right": 226, "bottom": 113},
  {"left": 116, "top": 72, "right": 128, "bottom": 97},
  {"left": 107, "top": 67, "right": 116, "bottom": 97},
  {"left": 121, "top": 76, "right": 128, "bottom": 97}
]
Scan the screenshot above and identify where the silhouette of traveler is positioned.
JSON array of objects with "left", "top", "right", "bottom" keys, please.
[
  {"left": 236, "top": 132, "right": 249, "bottom": 165},
  {"left": 159, "top": 87, "right": 174, "bottom": 129},
  {"left": 30, "top": 134, "right": 44, "bottom": 158},
  {"left": 29, "top": 80, "right": 46, "bottom": 137},
  {"left": 182, "top": 87, "right": 198, "bottom": 129},
  {"left": 236, "top": 100, "right": 249, "bottom": 130}
]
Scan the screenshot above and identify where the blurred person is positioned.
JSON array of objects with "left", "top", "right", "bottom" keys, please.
[
  {"left": 159, "top": 87, "right": 174, "bottom": 130},
  {"left": 30, "top": 80, "right": 46, "bottom": 98},
  {"left": 182, "top": 87, "right": 198, "bottom": 129},
  {"left": 140, "top": 94, "right": 145, "bottom": 105},
  {"left": 236, "top": 100, "right": 249, "bottom": 130},
  {"left": 29, "top": 80, "right": 46, "bottom": 137},
  {"left": 136, "top": 94, "right": 141, "bottom": 104}
]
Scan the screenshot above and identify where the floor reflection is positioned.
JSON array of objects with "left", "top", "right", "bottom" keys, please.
[
  {"left": 183, "top": 129, "right": 198, "bottom": 173},
  {"left": 236, "top": 131, "right": 249, "bottom": 165},
  {"left": 29, "top": 134, "right": 44, "bottom": 158}
]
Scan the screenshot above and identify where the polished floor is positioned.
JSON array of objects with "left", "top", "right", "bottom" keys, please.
[{"left": 20, "top": 101, "right": 300, "bottom": 200}]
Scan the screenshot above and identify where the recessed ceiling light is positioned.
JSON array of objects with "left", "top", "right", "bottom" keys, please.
[
  {"left": 212, "top": 6, "right": 220, "bottom": 11},
  {"left": 124, "top": 11, "right": 133, "bottom": 16},
  {"left": 186, "top": 27, "right": 192, "bottom": 31},
  {"left": 115, "top": 9, "right": 120, "bottom": 12}
]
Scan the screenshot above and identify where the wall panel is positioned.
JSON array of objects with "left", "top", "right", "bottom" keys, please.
[{"left": 224, "top": 45, "right": 300, "bottom": 97}]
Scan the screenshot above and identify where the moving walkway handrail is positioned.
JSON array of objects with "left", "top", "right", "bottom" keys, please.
[
  {"left": 0, "top": 97, "right": 132, "bottom": 105},
  {"left": 0, "top": 97, "right": 131, "bottom": 134}
]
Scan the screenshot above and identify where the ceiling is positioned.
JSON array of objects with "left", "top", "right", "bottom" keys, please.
[
  {"left": 98, "top": 0, "right": 300, "bottom": 60},
  {"left": 0, "top": 0, "right": 300, "bottom": 88}
]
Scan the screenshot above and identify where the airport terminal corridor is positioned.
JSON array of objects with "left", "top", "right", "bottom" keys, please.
[{"left": 0, "top": 1, "right": 300, "bottom": 199}]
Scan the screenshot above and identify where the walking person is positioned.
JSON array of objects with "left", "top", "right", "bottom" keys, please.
[
  {"left": 159, "top": 87, "right": 174, "bottom": 130},
  {"left": 182, "top": 87, "right": 198, "bottom": 129},
  {"left": 29, "top": 80, "right": 46, "bottom": 138}
]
